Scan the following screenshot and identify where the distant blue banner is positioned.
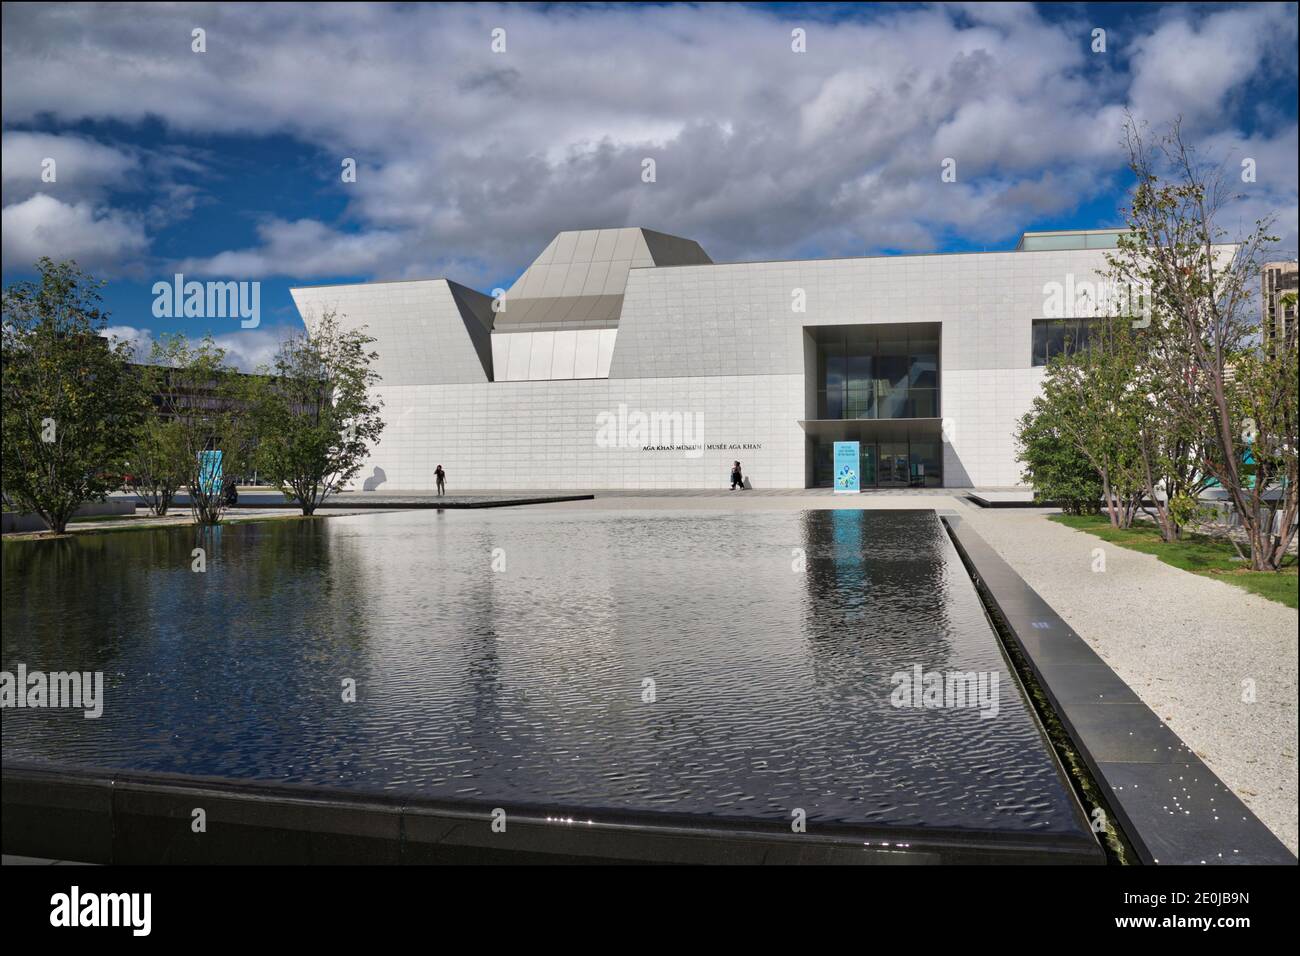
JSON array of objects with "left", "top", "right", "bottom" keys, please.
[
  {"left": 833, "top": 441, "right": 860, "bottom": 493},
  {"left": 198, "top": 450, "right": 223, "bottom": 496}
]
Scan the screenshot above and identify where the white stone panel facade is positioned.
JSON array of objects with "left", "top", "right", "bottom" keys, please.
[
  {"left": 293, "top": 229, "right": 1139, "bottom": 490},
  {"left": 354, "top": 375, "right": 804, "bottom": 491}
]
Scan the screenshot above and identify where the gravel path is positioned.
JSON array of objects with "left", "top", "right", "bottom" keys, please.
[{"left": 960, "top": 506, "right": 1299, "bottom": 854}]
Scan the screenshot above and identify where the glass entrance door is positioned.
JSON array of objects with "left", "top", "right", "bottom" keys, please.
[
  {"left": 878, "top": 442, "right": 909, "bottom": 487},
  {"left": 860, "top": 443, "right": 877, "bottom": 487}
]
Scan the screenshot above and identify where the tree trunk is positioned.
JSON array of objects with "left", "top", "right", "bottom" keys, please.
[
  {"left": 1101, "top": 471, "right": 1119, "bottom": 527},
  {"left": 44, "top": 504, "right": 73, "bottom": 535}
]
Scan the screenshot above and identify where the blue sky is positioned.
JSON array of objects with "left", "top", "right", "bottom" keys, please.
[{"left": 2, "top": 1, "right": 1297, "bottom": 369}]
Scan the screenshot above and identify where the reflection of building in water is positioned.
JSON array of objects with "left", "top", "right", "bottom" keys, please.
[
  {"left": 328, "top": 512, "right": 625, "bottom": 773},
  {"left": 798, "top": 510, "right": 964, "bottom": 681}
]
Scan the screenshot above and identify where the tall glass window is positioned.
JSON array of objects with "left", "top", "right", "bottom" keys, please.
[{"left": 812, "top": 324, "right": 941, "bottom": 420}]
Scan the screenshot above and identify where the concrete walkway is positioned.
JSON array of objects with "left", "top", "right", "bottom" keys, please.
[{"left": 537, "top": 489, "right": 972, "bottom": 511}]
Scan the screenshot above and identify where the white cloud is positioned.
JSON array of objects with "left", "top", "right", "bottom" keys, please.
[
  {"left": 1127, "top": 5, "right": 1297, "bottom": 130},
  {"left": 1, "top": 130, "right": 139, "bottom": 204},
  {"left": 1, "top": 2, "right": 1295, "bottom": 283},
  {"left": 102, "top": 324, "right": 156, "bottom": 358},
  {"left": 2, "top": 193, "right": 148, "bottom": 271},
  {"left": 174, "top": 218, "right": 407, "bottom": 280}
]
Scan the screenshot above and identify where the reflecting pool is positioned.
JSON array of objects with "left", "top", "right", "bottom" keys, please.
[{"left": 2, "top": 508, "right": 1088, "bottom": 837}]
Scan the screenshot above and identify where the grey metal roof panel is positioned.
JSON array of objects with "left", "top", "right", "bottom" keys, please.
[{"left": 497, "top": 227, "right": 711, "bottom": 330}]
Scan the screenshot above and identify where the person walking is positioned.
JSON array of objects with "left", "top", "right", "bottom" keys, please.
[
  {"left": 435, "top": 464, "right": 446, "bottom": 496},
  {"left": 730, "top": 460, "right": 745, "bottom": 491}
]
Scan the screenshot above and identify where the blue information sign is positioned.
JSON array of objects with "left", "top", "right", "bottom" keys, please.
[
  {"left": 198, "top": 450, "right": 223, "bottom": 495},
  {"left": 833, "top": 441, "right": 860, "bottom": 493}
]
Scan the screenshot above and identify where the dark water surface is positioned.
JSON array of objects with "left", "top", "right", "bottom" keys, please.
[{"left": 2, "top": 508, "right": 1086, "bottom": 835}]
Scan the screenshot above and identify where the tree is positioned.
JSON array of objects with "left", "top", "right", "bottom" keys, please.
[
  {"left": 1106, "top": 117, "right": 1298, "bottom": 569},
  {"left": 126, "top": 410, "right": 190, "bottom": 516},
  {"left": 248, "top": 310, "right": 384, "bottom": 515},
  {"left": 150, "top": 333, "right": 254, "bottom": 526},
  {"left": 1031, "top": 314, "right": 1147, "bottom": 528},
  {"left": 1015, "top": 405, "right": 1103, "bottom": 515},
  {"left": 1, "top": 258, "right": 145, "bottom": 533}
]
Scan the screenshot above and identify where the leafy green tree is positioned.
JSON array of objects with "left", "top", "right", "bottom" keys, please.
[
  {"left": 1, "top": 258, "right": 145, "bottom": 533},
  {"left": 126, "top": 411, "right": 190, "bottom": 516},
  {"left": 1015, "top": 405, "right": 1103, "bottom": 514},
  {"left": 248, "top": 310, "right": 384, "bottom": 515},
  {"left": 150, "top": 333, "right": 254, "bottom": 526},
  {"left": 1106, "top": 117, "right": 1297, "bottom": 568},
  {"left": 1032, "top": 313, "right": 1147, "bottom": 528}
]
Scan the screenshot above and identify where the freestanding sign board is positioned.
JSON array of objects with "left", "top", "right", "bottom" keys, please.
[
  {"left": 198, "top": 450, "right": 223, "bottom": 496},
  {"left": 833, "top": 441, "right": 860, "bottom": 493}
]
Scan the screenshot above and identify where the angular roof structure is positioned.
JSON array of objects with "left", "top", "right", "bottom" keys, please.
[
  {"left": 290, "top": 278, "right": 495, "bottom": 387},
  {"left": 493, "top": 227, "right": 711, "bottom": 332}
]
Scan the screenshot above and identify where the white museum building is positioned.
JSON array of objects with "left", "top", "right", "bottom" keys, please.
[{"left": 291, "top": 226, "right": 1126, "bottom": 491}]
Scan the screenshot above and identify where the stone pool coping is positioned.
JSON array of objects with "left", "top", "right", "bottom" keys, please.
[
  {"left": 942, "top": 514, "right": 1297, "bottom": 866},
  {"left": 966, "top": 493, "right": 1057, "bottom": 509},
  {"left": 1, "top": 763, "right": 1105, "bottom": 865},
  {"left": 167, "top": 493, "right": 596, "bottom": 510}
]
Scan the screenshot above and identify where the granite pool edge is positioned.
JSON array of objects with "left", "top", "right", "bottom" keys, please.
[
  {"left": 966, "top": 494, "right": 1059, "bottom": 509},
  {"left": 169, "top": 493, "right": 596, "bottom": 510},
  {"left": 1, "top": 763, "right": 1104, "bottom": 866},
  {"left": 941, "top": 514, "right": 1296, "bottom": 866}
]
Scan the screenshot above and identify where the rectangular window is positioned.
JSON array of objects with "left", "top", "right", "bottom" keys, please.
[{"left": 1032, "top": 319, "right": 1095, "bottom": 366}]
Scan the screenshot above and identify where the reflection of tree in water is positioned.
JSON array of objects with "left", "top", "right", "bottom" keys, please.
[
  {"left": 3, "top": 530, "right": 181, "bottom": 672},
  {"left": 1, "top": 519, "right": 384, "bottom": 783}
]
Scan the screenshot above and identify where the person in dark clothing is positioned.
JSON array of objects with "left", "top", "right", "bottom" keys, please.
[
  {"left": 730, "top": 461, "right": 745, "bottom": 490},
  {"left": 223, "top": 476, "right": 238, "bottom": 506},
  {"left": 435, "top": 464, "right": 446, "bottom": 496}
]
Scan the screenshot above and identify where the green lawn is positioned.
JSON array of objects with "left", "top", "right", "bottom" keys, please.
[{"left": 1051, "top": 514, "right": 1298, "bottom": 609}]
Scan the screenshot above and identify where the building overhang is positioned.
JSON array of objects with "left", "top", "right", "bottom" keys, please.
[{"left": 797, "top": 418, "right": 943, "bottom": 439}]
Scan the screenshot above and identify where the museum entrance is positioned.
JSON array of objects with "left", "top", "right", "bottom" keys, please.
[
  {"left": 801, "top": 321, "right": 943, "bottom": 489},
  {"left": 808, "top": 432, "right": 942, "bottom": 489},
  {"left": 879, "top": 441, "right": 909, "bottom": 488}
]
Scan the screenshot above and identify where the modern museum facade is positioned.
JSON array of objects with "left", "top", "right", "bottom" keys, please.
[{"left": 290, "top": 226, "right": 1124, "bottom": 491}]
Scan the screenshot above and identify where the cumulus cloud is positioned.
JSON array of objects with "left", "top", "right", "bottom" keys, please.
[
  {"left": 1, "top": 130, "right": 139, "bottom": 204},
  {"left": 174, "top": 218, "right": 407, "bottom": 280},
  {"left": 2, "top": 2, "right": 1296, "bottom": 285},
  {"left": 2, "top": 193, "right": 148, "bottom": 271},
  {"left": 2, "top": 130, "right": 212, "bottom": 272},
  {"left": 1126, "top": 5, "right": 1297, "bottom": 131}
]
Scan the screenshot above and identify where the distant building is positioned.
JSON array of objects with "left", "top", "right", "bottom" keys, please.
[{"left": 1262, "top": 260, "right": 1298, "bottom": 355}]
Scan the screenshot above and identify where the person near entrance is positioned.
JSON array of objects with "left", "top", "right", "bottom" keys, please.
[
  {"left": 435, "top": 464, "right": 446, "bottom": 496},
  {"left": 730, "top": 461, "right": 746, "bottom": 491}
]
